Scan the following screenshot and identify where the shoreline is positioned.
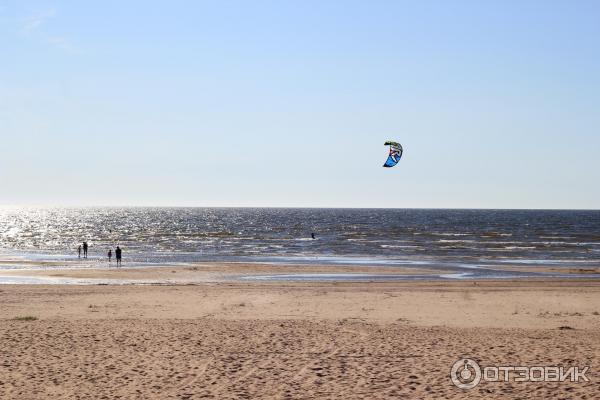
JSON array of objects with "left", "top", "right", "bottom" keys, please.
[
  {"left": 1, "top": 259, "right": 600, "bottom": 285},
  {"left": 0, "top": 262, "right": 448, "bottom": 285}
]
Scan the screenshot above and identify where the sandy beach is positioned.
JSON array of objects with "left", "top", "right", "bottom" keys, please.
[
  {"left": 4, "top": 0, "right": 600, "bottom": 397},
  {"left": 1, "top": 264, "right": 599, "bottom": 399}
]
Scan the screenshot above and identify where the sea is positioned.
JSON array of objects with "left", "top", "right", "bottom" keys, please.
[{"left": 1, "top": 207, "right": 599, "bottom": 281}]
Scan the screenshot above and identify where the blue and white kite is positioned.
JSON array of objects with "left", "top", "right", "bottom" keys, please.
[{"left": 383, "top": 141, "right": 403, "bottom": 168}]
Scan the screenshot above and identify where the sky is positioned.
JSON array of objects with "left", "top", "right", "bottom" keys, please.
[{"left": 1, "top": 1, "right": 599, "bottom": 208}]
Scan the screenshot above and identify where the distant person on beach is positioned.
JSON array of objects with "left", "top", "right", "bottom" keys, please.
[
  {"left": 83, "top": 242, "right": 88, "bottom": 258},
  {"left": 115, "top": 246, "right": 122, "bottom": 267},
  {"left": 78, "top": 245, "right": 81, "bottom": 258},
  {"left": 311, "top": 232, "right": 316, "bottom": 240},
  {"left": 108, "top": 249, "right": 112, "bottom": 263}
]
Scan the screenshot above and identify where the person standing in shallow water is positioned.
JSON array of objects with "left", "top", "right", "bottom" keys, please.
[
  {"left": 83, "top": 241, "right": 88, "bottom": 259},
  {"left": 115, "top": 246, "right": 122, "bottom": 267},
  {"left": 78, "top": 245, "right": 81, "bottom": 258},
  {"left": 108, "top": 249, "right": 112, "bottom": 264}
]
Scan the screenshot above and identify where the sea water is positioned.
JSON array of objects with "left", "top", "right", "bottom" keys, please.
[{"left": 0, "top": 208, "right": 599, "bottom": 279}]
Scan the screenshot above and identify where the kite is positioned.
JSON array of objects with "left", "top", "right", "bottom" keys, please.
[{"left": 383, "top": 141, "right": 403, "bottom": 168}]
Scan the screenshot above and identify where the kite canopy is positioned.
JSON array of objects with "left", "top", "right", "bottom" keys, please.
[{"left": 383, "top": 141, "right": 403, "bottom": 168}]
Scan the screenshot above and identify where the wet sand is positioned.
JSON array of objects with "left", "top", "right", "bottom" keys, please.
[
  {"left": 2, "top": 260, "right": 599, "bottom": 285},
  {"left": 1, "top": 272, "right": 600, "bottom": 399},
  {"left": 0, "top": 262, "right": 449, "bottom": 284}
]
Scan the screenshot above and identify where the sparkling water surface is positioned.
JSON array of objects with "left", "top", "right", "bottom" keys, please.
[{"left": 0, "top": 208, "right": 599, "bottom": 277}]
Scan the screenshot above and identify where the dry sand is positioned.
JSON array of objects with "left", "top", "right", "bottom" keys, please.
[{"left": 1, "top": 265, "right": 599, "bottom": 399}]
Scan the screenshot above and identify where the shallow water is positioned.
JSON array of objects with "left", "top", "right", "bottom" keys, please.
[{"left": 237, "top": 271, "right": 600, "bottom": 282}]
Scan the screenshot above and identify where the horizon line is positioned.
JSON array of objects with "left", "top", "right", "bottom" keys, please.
[{"left": 0, "top": 204, "right": 598, "bottom": 211}]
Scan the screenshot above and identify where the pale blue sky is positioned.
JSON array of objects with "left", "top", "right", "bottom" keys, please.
[{"left": 1, "top": 1, "right": 599, "bottom": 208}]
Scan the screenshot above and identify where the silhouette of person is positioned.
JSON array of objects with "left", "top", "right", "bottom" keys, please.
[
  {"left": 115, "top": 246, "right": 122, "bottom": 267},
  {"left": 311, "top": 232, "right": 316, "bottom": 240},
  {"left": 108, "top": 249, "right": 112, "bottom": 263},
  {"left": 83, "top": 242, "right": 88, "bottom": 259},
  {"left": 78, "top": 245, "right": 81, "bottom": 258}
]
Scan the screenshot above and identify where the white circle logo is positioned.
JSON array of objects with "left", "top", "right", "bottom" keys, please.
[{"left": 450, "top": 358, "right": 482, "bottom": 389}]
